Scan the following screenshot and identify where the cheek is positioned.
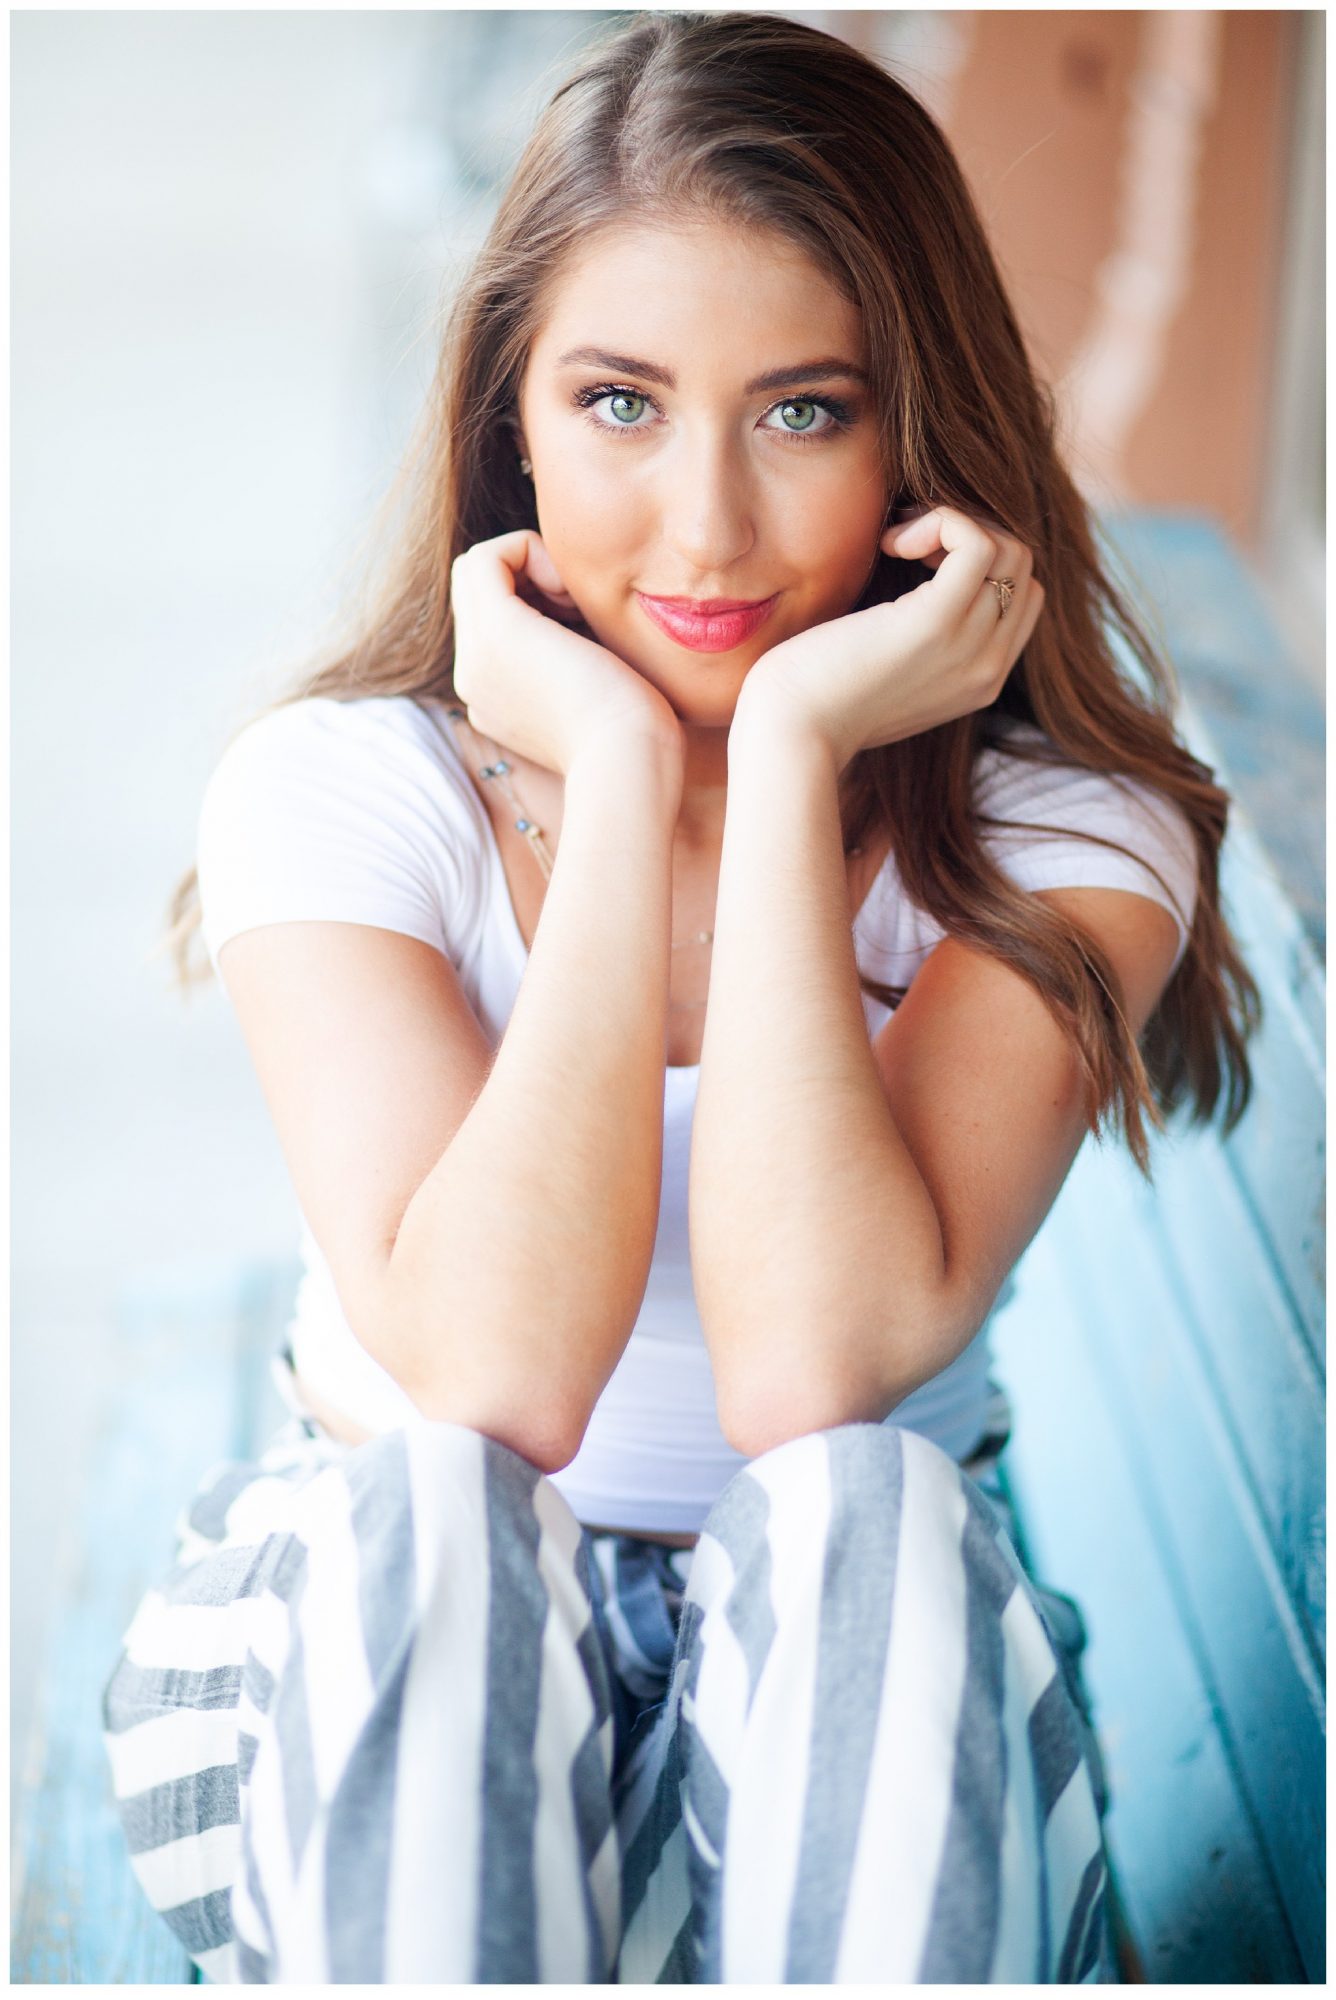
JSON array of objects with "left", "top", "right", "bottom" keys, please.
[
  {"left": 538, "top": 475, "right": 640, "bottom": 576},
  {"left": 799, "top": 499, "right": 887, "bottom": 602}
]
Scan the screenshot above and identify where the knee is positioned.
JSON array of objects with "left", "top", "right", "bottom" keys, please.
[
  {"left": 341, "top": 1418, "right": 548, "bottom": 1562},
  {"left": 743, "top": 1417, "right": 966, "bottom": 1509},
  {"left": 703, "top": 1420, "right": 989, "bottom": 1574}
]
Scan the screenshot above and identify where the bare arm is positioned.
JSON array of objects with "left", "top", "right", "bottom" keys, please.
[
  {"left": 688, "top": 508, "right": 1176, "bottom": 1456},
  {"left": 689, "top": 696, "right": 1180, "bottom": 1458},
  {"left": 378, "top": 725, "right": 683, "bottom": 1463},
  {"left": 219, "top": 714, "right": 684, "bottom": 1476},
  {"left": 219, "top": 531, "right": 691, "bottom": 1473},
  {"left": 689, "top": 701, "right": 939, "bottom": 1451}
]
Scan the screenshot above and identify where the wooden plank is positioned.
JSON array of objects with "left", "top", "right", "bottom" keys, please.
[
  {"left": 1102, "top": 514, "right": 1326, "bottom": 1370},
  {"left": 992, "top": 1180, "right": 1305, "bottom": 1983},
  {"left": 1103, "top": 511, "right": 1323, "bottom": 951},
  {"left": 1140, "top": 1122, "right": 1325, "bottom": 1659},
  {"left": 1000, "top": 517, "right": 1325, "bottom": 1982},
  {"left": 11, "top": 1261, "right": 294, "bottom": 1984},
  {"left": 1181, "top": 696, "right": 1326, "bottom": 1373},
  {"left": 1053, "top": 1138, "right": 1324, "bottom": 1979}
]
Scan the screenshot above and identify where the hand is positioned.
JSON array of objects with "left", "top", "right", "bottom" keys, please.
[
  {"left": 450, "top": 531, "right": 683, "bottom": 777},
  {"left": 737, "top": 506, "right": 1045, "bottom": 772}
]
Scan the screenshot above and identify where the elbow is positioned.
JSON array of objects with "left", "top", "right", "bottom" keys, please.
[
  {"left": 717, "top": 1403, "right": 809, "bottom": 1463},
  {"left": 507, "top": 1398, "right": 592, "bottom": 1475},
  {"left": 483, "top": 1415, "right": 588, "bottom": 1478},
  {"left": 352, "top": 1268, "right": 599, "bottom": 1476},
  {"left": 715, "top": 1369, "right": 904, "bottom": 1463},
  {"left": 714, "top": 1304, "right": 981, "bottom": 1463},
  {"left": 405, "top": 1384, "right": 590, "bottom": 1476},
  {"left": 353, "top": 1307, "right": 593, "bottom": 1477}
]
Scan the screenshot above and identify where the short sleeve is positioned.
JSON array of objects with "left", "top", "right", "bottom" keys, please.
[
  {"left": 196, "top": 696, "right": 479, "bottom": 973},
  {"left": 975, "top": 729, "right": 1199, "bottom": 975}
]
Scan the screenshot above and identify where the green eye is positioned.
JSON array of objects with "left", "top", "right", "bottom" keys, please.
[
  {"left": 609, "top": 392, "right": 645, "bottom": 424},
  {"left": 780, "top": 400, "right": 818, "bottom": 431}
]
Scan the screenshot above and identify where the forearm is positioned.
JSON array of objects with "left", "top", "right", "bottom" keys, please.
[
  {"left": 381, "top": 728, "right": 683, "bottom": 1466},
  {"left": 690, "top": 694, "right": 946, "bottom": 1452}
]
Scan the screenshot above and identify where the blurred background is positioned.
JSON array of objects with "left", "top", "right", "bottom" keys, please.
[{"left": 11, "top": 3, "right": 1323, "bottom": 1850}]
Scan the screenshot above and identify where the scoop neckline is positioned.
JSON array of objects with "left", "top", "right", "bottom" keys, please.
[{"left": 424, "top": 696, "right": 891, "bottom": 1077}]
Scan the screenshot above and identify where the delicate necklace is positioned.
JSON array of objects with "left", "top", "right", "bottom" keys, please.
[{"left": 444, "top": 705, "right": 715, "bottom": 1010}]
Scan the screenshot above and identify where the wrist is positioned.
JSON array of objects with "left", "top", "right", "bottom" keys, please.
[
  {"left": 731, "top": 677, "right": 844, "bottom": 781},
  {"left": 567, "top": 714, "right": 686, "bottom": 799}
]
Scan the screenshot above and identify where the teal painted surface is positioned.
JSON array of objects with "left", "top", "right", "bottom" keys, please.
[
  {"left": 1101, "top": 509, "right": 1324, "bottom": 952},
  {"left": 1176, "top": 688, "right": 1326, "bottom": 1376},
  {"left": 10, "top": 1262, "right": 293, "bottom": 1984},
  {"left": 1045, "top": 1135, "right": 1320, "bottom": 1975},
  {"left": 994, "top": 509, "right": 1324, "bottom": 1983},
  {"left": 1146, "top": 1126, "right": 1324, "bottom": 1658},
  {"left": 991, "top": 1218, "right": 1307, "bottom": 1983}
]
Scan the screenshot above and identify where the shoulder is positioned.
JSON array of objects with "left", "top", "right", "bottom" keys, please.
[
  {"left": 971, "top": 718, "right": 1199, "bottom": 971},
  {"left": 855, "top": 719, "right": 1200, "bottom": 992},
  {"left": 199, "top": 692, "right": 489, "bottom": 870},
  {"left": 203, "top": 692, "right": 475, "bottom": 814},
  {"left": 196, "top": 693, "right": 489, "bottom": 971},
  {"left": 974, "top": 718, "right": 1196, "bottom": 861}
]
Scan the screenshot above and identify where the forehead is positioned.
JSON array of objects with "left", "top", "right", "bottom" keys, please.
[{"left": 527, "top": 217, "right": 864, "bottom": 370}]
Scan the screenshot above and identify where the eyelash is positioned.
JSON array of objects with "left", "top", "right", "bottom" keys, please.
[{"left": 572, "top": 382, "right": 856, "bottom": 445}]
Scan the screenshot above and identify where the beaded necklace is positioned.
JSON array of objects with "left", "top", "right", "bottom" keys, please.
[{"left": 444, "top": 705, "right": 715, "bottom": 1011}]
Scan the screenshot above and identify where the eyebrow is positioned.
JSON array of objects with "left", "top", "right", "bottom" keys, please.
[{"left": 555, "top": 346, "right": 869, "bottom": 393}]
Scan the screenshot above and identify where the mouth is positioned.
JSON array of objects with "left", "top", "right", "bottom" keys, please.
[{"left": 636, "top": 592, "right": 779, "bottom": 653}]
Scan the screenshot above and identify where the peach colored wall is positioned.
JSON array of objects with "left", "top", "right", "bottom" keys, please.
[
  {"left": 1123, "top": 11, "right": 1293, "bottom": 543},
  {"left": 863, "top": 11, "right": 1300, "bottom": 549},
  {"left": 946, "top": 13, "right": 1138, "bottom": 384}
]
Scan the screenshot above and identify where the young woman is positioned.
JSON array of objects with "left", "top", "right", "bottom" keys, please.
[{"left": 104, "top": 11, "right": 1258, "bottom": 1984}]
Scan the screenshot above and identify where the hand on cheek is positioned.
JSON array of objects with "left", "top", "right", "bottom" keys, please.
[{"left": 881, "top": 509, "right": 947, "bottom": 571}]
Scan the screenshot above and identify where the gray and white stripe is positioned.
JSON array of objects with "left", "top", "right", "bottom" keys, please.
[{"left": 103, "top": 1406, "right": 1111, "bottom": 1983}]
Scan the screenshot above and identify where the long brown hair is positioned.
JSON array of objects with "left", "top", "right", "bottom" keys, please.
[{"left": 165, "top": 8, "right": 1259, "bottom": 1177}]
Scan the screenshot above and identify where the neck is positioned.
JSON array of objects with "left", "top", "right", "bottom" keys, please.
[{"left": 676, "top": 719, "right": 731, "bottom": 844}]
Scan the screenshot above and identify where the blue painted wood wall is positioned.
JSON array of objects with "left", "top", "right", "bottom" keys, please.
[
  {"left": 992, "top": 511, "right": 1324, "bottom": 1982},
  {"left": 11, "top": 1264, "right": 291, "bottom": 1983}
]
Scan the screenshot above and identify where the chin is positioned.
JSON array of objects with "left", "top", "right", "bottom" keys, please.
[
  {"left": 631, "top": 646, "right": 757, "bottom": 727},
  {"left": 632, "top": 672, "right": 741, "bottom": 734},
  {"left": 669, "top": 685, "right": 747, "bottom": 731}
]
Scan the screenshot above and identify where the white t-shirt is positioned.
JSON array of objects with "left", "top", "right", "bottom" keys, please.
[{"left": 197, "top": 692, "right": 1197, "bottom": 1532}]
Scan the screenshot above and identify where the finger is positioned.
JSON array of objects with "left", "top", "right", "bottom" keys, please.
[
  {"left": 478, "top": 529, "right": 534, "bottom": 583},
  {"left": 974, "top": 574, "right": 1045, "bottom": 691},
  {"left": 880, "top": 508, "right": 942, "bottom": 559},
  {"left": 885, "top": 504, "right": 933, "bottom": 542},
  {"left": 962, "top": 537, "right": 1037, "bottom": 657},
  {"left": 884, "top": 511, "right": 1033, "bottom": 583},
  {"left": 992, "top": 578, "right": 1045, "bottom": 693},
  {"left": 1012, "top": 578, "right": 1046, "bottom": 659},
  {"left": 880, "top": 520, "right": 947, "bottom": 570},
  {"left": 524, "top": 536, "right": 576, "bottom": 602},
  {"left": 481, "top": 530, "right": 577, "bottom": 603},
  {"left": 984, "top": 532, "right": 1035, "bottom": 593},
  {"left": 883, "top": 506, "right": 1003, "bottom": 621}
]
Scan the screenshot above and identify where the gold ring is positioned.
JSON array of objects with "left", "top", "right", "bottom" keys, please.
[{"left": 987, "top": 576, "right": 1015, "bottom": 619}]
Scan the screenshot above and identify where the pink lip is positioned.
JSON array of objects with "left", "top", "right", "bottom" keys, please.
[{"left": 636, "top": 591, "right": 778, "bottom": 652}]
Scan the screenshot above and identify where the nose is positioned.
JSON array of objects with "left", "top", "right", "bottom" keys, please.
[{"left": 656, "top": 426, "right": 757, "bottom": 579}]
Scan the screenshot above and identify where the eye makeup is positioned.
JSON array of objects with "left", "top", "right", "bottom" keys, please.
[{"left": 571, "top": 381, "right": 858, "bottom": 445}]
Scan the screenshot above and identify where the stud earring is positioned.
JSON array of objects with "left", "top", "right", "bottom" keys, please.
[{"left": 518, "top": 455, "right": 532, "bottom": 478}]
